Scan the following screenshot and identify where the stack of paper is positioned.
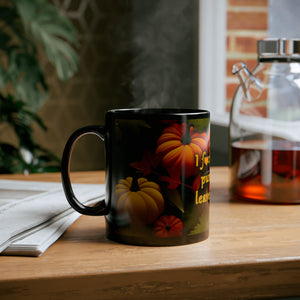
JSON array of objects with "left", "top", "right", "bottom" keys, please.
[{"left": 0, "top": 179, "right": 105, "bottom": 257}]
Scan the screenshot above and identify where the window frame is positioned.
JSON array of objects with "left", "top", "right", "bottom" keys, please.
[{"left": 198, "top": 0, "right": 229, "bottom": 127}]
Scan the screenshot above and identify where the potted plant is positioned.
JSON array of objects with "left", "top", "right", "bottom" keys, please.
[{"left": 0, "top": 0, "right": 78, "bottom": 173}]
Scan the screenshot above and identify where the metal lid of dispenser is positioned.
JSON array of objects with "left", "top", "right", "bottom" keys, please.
[{"left": 257, "top": 38, "right": 300, "bottom": 62}]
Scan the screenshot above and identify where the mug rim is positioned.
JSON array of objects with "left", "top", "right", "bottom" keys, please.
[{"left": 106, "top": 108, "right": 210, "bottom": 118}]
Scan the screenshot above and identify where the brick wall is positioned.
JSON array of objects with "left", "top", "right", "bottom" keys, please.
[{"left": 226, "top": 0, "right": 268, "bottom": 111}]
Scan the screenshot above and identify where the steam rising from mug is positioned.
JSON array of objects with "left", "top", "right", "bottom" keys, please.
[{"left": 128, "top": 0, "right": 198, "bottom": 108}]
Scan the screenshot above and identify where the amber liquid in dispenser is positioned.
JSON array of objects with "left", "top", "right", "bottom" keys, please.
[{"left": 231, "top": 140, "right": 300, "bottom": 203}]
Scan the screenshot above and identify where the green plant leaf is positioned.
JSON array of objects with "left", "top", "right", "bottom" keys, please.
[
  {"left": 0, "top": 66, "right": 8, "bottom": 89},
  {"left": 0, "top": 1, "right": 77, "bottom": 173},
  {"left": 0, "top": 93, "right": 61, "bottom": 174},
  {"left": 0, "top": 143, "right": 23, "bottom": 173},
  {"left": 0, "top": 31, "right": 11, "bottom": 51},
  {"left": 0, "top": 6, "right": 19, "bottom": 32},
  {"left": 14, "top": 0, "right": 79, "bottom": 81},
  {"left": 14, "top": 52, "right": 48, "bottom": 110},
  {"left": 0, "top": 5, "right": 32, "bottom": 51},
  {"left": 43, "top": 38, "right": 78, "bottom": 80}
]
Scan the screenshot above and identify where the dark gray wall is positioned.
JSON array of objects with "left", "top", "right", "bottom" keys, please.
[
  {"left": 210, "top": 124, "right": 229, "bottom": 166},
  {"left": 129, "top": 0, "right": 199, "bottom": 109}
]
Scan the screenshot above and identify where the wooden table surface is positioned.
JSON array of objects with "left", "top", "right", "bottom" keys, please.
[{"left": 0, "top": 167, "right": 300, "bottom": 300}]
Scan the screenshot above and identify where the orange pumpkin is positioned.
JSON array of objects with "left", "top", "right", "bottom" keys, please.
[
  {"left": 116, "top": 177, "right": 164, "bottom": 224},
  {"left": 156, "top": 123, "right": 208, "bottom": 177},
  {"left": 153, "top": 215, "right": 183, "bottom": 237}
]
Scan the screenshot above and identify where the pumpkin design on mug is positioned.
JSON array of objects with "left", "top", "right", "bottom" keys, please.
[
  {"left": 116, "top": 177, "right": 164, "bottom": 224},
  {"left": 156, "top": 123, "right": 208, "bottom": 178},
  {"left": 153, "top": 215, "right": 183, "bottom": 237},
  {"left": 62, "top": 109, "right": 210, "bottom": 246}
]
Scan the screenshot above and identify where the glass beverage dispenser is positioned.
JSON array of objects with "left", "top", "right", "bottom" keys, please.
[{"left": 230, "top": 39, "right": 300, "bottom": 204}]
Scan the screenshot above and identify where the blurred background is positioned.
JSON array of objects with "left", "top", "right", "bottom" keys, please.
[
  {"left": 1, "top": 0, "right": 299, "bottom": 173},
  {"left": 35, "top": 0, "right": 199, "bottom": 171}
]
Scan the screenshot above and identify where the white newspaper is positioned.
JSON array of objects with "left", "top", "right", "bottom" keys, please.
[{"left": 0, "top": 179, "right": 105, "bottom": 256}]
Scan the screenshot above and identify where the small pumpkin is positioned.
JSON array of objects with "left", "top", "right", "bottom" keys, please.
[
  {"left": 156, "top": 123, "right": 208, "bottom": 177},
  {"left": 116, "top": 177, "right": 164, "bottom": 224},
  {"left": 153, "top": 215, "right": 183, "bottom": 237}
]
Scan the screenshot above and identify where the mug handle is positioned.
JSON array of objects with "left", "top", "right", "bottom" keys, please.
[{"left": 61, "top": 126, "right": 108, "bottom": 216}]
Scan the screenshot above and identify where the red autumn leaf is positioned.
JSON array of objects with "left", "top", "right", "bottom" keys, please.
[
  {"left": 131, "top": 160, "right": 151, "bottom": 176},
  {"left": 192, "top": 173, "right": 201, "bottom": 193},
  {"left": 159, "top": 176, "right": 180, "bottom": 189},
  {"left": 130, "top": 150, "right": 160, "bottom": 176},
  {"left": 159, "top": 169, "right": 182, "bottom": 189}
]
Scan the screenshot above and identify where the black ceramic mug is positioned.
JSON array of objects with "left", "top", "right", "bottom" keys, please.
[{"left": 61, "top": 108, "right": 210, "bottom": 246}]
